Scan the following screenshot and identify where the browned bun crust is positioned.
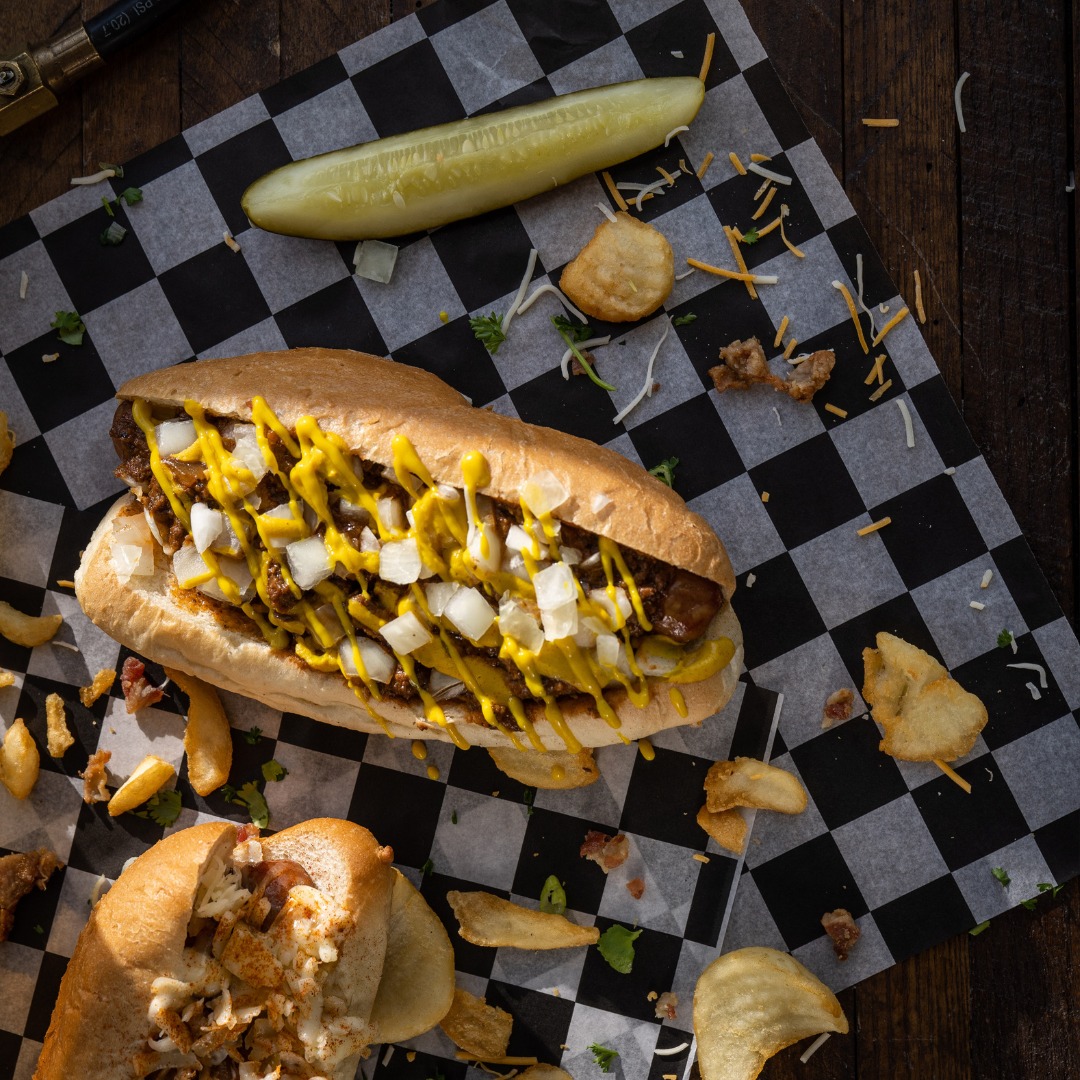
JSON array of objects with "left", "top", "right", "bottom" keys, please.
[
  {"left": 34, "top": 822, "right": 238, "bottom": 1080},
  {"left": 76, "top": 496, "right": 743, "bottom": 748},
  {"left": 117, "top": 349, "right": 734, "bottom": 592}
]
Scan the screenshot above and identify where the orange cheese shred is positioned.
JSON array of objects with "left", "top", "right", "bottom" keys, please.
[
  {"left": 862, "top": 118, "right": 900, "bottom": 127},
  {"left": 723, "top": 227, "right": 757, "bottom": 299},
  {"left": 752, "top": 184, "right": 777, "bottom": 220},
  {"left": 868, "top": 378, "right": 893, "bottom": 402},
  {"left": 773, "top": 316, "right": 790, "bottom": 349},
  {"left": 871, "top": 307, "right": 910, "bottom": 347},
  {"left": 698, "top": 32, "right": 716, "bottom": 82},
  {"left": 914, "top": 269, "right": 927, "bottom": 323},
  {"left": 696, "top": 151, "right": 715, "bottom": 180},
  {"left": 864, "top": 353, "right": 887, "bottom": 386},
  {"left": 602, "top": 170, "right": 628, "bottom": 211},
  {"left": 832, "top": 280, "right": 870, "bottom": 354},
  {"left": 857, "top": 517, "right": 892, "bottom": 536},
  {"left": 934, "top": 758, "right": 972, "bottom": 793},
  {"left": 782, "top": 337, "right": 798, "bottom": 360},
  {"left": 728, "top": 151, "right": 747, "bottom": 175},
  {"left": 685, "top": 257, "right": 765, "bottom": 284}
]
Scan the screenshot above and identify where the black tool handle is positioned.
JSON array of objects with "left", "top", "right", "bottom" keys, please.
[{"left": 85, "top": 0, "right": 190, "bottom": 59}]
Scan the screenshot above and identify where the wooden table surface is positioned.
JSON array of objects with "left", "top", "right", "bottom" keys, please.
[{"left": 2, "top": 1, "right": 1077, "bottom": 1077}]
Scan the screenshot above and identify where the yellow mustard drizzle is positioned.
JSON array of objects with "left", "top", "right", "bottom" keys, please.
[
  {"left": 669, "top": 686, "right": 688, "bottom": 717},
  {"left": 137, "top": 397, "right": 730, "bottom": 754},
  {"left": 427, "top": 764, "right": 440, "bottom": 781},
  {"left": 411, "top": 740, "right": 428, "bottom": 760},
  {"left": 638, "top": 737, "right": 656, "bottom": 761}
]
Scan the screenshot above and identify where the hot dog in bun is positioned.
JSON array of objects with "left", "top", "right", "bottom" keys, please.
[
  {"left": 34, "top": 818, "right": 455, "bottom": 1079},
  {"left": 76, "top": 349, "right": 742, "bottom": 752}
]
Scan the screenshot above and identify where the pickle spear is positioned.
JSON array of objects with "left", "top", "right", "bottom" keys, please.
[{"left": 241, "top": 77, "right": 705, "bottom": 241}]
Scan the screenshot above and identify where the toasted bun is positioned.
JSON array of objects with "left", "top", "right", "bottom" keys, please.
[
  {"left": 77, "top": 495, "right": 743, "bottom": 747},
  {"left": 33, "top": 819, "right": 399, "bottom": 1080}
]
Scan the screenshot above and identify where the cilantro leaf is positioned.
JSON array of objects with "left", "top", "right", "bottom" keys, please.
[
  {"left": 34, "top": 924, "right": 45, "bottom": 935},
  {"left": 1037, "top": 882, "right": 1064, "bottom": 898},
  {"left": 100, "top": 222, "right": 128, "bottom": 246},
  {"left": 1020, "top": 898, "right": 1038, "bottom": 911},
  {"left": 119, "top": 186, "right": 143, "bottom": 206},
  {"left": 588, "top": 1044, "right": 619, "bottom": 1073},
  {"left": 101, "top": 195, "right": 115, "bottom": 218},
  {"left": 451, "top": 809, "right": 458, "bottom": 825},
  {"left": 523, "top": 787, "right": 535, "bottom": 817},
  {"left": 51, "top": 310, "right": 85, "bottom": 346},
  {"left": 98, "top": 161, "right": 124, "bottom": 178},
  {"left": 551, "top": 316, "right": 615, "bottom": 392},
  {"left": 261, "top": 759, "right": 288, "bottom": 783},
  {"left": 969, "top": 920, "right": 991, "bottom": 936},
  {"left": 597, "top": 924, "right": 642, "bottom": 974},
  {"left": 421, "top": 857, "right": 434, "bottom": 877},
  {"left": 991, "top": 866, "right": 1011, "bottom": 888},
  {"left": 225, "top": 780, "right": 269, "bottom": 828},
  {"left": 469, "top": 312, "right": 507, "bottom": 354},
  {"left": 742, "top": 226, "right": 760, "bottom": 244},
  {"left": 997, "top": 629, "right": 1014, "bottom": 648},
  {"left": 648, "top": 456, "right": 679, "bottom": 487},
  {"left": 552, "top": 314, "right": 593, "bottom": 342},
  {"left": 539, "top": 874, "right": 567, "bottom": 915},
  {"left": 135, "top": 789, "right": 182, "bottom": 827},
  {"left": 672, "top": 312, "right": 697, "bottom": 327},
  {"left": 242, "top": 727, "right": 263, "bottom": 745}
]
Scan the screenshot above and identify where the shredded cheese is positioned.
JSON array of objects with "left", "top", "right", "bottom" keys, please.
[
  {"left": 934, "top": 759, "right": 972, "bottom": 794},
  {"left": 692, "top": 853, "right": 710, "bottom": 863},
  {"left": 56, "top": 579, "right": 76, "bottom": 589},
  {"left": 517, "top": 283, "right": 587, "bottom": 322},
  {"left": 561, "top": 336, "right": 611, "bottom": 379},
  {"left": 674, "top": 267, "right": 696, "bottom": 281},
  {"left": 831, "top": 280, "right": 870, "bottom": 353},
  {"left": 782, "top": 337, "right": 798, "bottom": 360},
  {"left": 772, "top": 406, "right": 782, "bottom": 426},
  {"left": 856, "top": 253, "right": 878, "bottom": 339},
  {"left": 824, "top": 403, "right": 847, "bottom": 418},
  {"left": 980, "top": 569, "right": 993, "bottom": 589},
  {"left": 456, "top": 1056, "right": 540, "bottom": 1067},
  {"left": 612, "top": 319, "right": 671, "bottom": 425},
  {"left": 750, "top": 152, "right": 772, "bottom": 163},
  {"left": 723, "top": 227, "right": 759, "bottom": 299},
  {"left": 383, "top": 1046, "right": 395, "bottom": 1066},
  {"left": 857, "top": 517, "right": 891, "bottom": 536},
  {"left": 501, "top": 248, "right": 540, "bottom": 334},
  {"left": 944, "top": 466, "right": 956, "bottom": 475},
  {"left": 954, "top": 71, "right": 971, "bottom": 133},
  {"left": 51, "top": 639, "right": 79, "bottom": 652},
  {"left": 746, "top": 161, "right": 792, "bottom": 185},
  {"left": 746, "top": 572, "right": 757, "bottom": 588},
  {"left": 657, "top": 166, "right": 677, "bottom": 187},
  {"left": 914, "top": 269, "right": 927, "bottom": 323},
  {"left": 871, "top": 306, "right": 910, "bottom": 347},
  {"left": 754, "top": 215, "right": 782, "bottom": 239},
  {"left": 70, "top": 168, "right": 116, "bottom": 186},
  {"left": 685, "top": 257, "right": 776, "bottom": 285},
  {"left": 1025, "top": 682, "right": 1041, "bottom": 701},
  {"left": 1008, "top": 662, "right": 1048, "bottom": 689},
  {"left": 868, "top": 378, "right": 893, "bottom": 402},
  {"left": 18, "top": 271, "right": 28, "bottom": 299},
  {"left": 654, "top": 1043, "right": 690, "bottom": 1057},
  {"left": 896, "top": 399, "right": 915, "bottom": 448},
  {"left": 728, "top": 151, "right": 747, "bottom": 175},
  {"left": 779, "top": 205, "right": 805, "bottom": 258},
  {"left": 753, "top": 177, "right": 772, "bottom": 200},
  {"left": 752, "top": 184, "right": 778, "bottom": 219},
  {"left": 864, "top": 353, "right": 887, "bottom": 385},
  {"left": 696, "top": 151, "right": 715, "bottom": 180},
  {"left": 698, "top": 32, "right": 716, "bottom": 82},
  {"left": 597, "top": 202, "right": 617, "bottom": 223},
  {"left": 601, "top": 170, "right": 629, "bottom": 211},
  {"left": 223, "top": 231, "right": 241, "bottom": 253},
  {"left": 664, "top": 125, "right": 690, "bottom": 147},
  {"left": 633, "top": 179, "right": 668, "bottom": 210},
  {"left": 969, "top": 601, "right": 986, "bottom": 611},
  {"left": 862, "top": 118, "right": 900, "bottom": 127},
  {"left": 679, "top": 158, "right": 690, "bottom": 175},
  {"left": 42, "top": 352, "right": 60, "bottom": 363},
  {"left": 773, "top": 316, "right": 789, "bottom": 348},
  {"left": 799, "top": 1033, "right": 832, "bottom": 1064},
  {"left": 760, "top": 491, "right": 770, "bottom": 503}
]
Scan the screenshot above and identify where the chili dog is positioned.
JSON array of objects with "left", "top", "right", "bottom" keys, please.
[
  {"left": 75, "top": 349, "right": 742, "bottom": 752},
  {"left": 34, "top": 819, "right": 455, "bottom": 1079}
]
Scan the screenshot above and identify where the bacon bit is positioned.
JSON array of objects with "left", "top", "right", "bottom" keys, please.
[
  {"left": 862, "top": 118, "right": 900, "bottom": 127},
  {"left": 79, "top": 748, "right": 112, "bottom": 804},
  {"left": 601, "top": 170, "right": 629, "bottom": 211},
  {"left": 760, "top": 491, "right": 770, "bottom": 503},
  {"left": 709, "top": 338, "right": 835, "bottom": 403},
  {"left": 728, "top": 151, "right": 747, "bottom": 175},
  {"left": 236, "top": 823, "right": 261, "bottom": 843},
  {"left": 580, "top": 830, "right": 630, "bottom": 873},
  {"left": 79, "top": 668, "right": 116, "bottom": 708},
  {"left": 773, "top": 316, "right": 789, "bottom": 349},
  {"left": 821, "top": 908, "right": 861, "bottom": 960},
  {"left": 752, "top": 184, "right": 777, "bottom": 220},
  {"left": 823, "top": 688, "right": 855, "bottom": 728},
  {"left": 654, "top": 991, "right": 679, "bottom": 1020},
  {"left": 868, "top": 378, "right": 894, "bottom": 402},
  {"left": 695, "top": 151, "right": 715, "bottom": 181},
  {"left": 0, "top": 849, "right": 63, "bottom": 941},
  {"left": 121, "top": 656, "right": 166, "bottom": 713},
  {"left": 626, "top": 877, "right": 646, "bottom": 900},
  {"left": 857, "top": 517, "right": 891, "bottom": 536},
  {"left": 864, "top": 353, "right": 887, "bottom": 386}
]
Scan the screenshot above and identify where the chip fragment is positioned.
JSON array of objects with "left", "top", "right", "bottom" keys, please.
[
  {"left": 696, "top": 804, "right": 747, "bottom": 854},
  {"left": 447, "top": 889, "right": 600, "bottom": 949},
  {"left": 703, "top": 757, "right": 807, "bottom": 814},
  {"left": 439, "top": 987, "right": 513, "bottom": 1060},
  {"left": 45, "top": 693, "right": 74, "bottom": 758},
  {"left": 0, "top": 601, "right": 62, "bottom": 648},
  {"left": 488, "top": 745, "right": 599, "bottom": 789}
]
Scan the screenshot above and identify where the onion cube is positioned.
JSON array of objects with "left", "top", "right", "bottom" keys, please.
[
  {"left": 353, "top": 239, "right": 399, "bottom": 283},
  {"left": 337, "top": 497, "right": 369, "bottom": 522},
  {"left": 359, "top": 526, "right": 380, "bottom": 553},
  {"left": 498, "top": 597, "right": 545, "bottom": 653},
  {"left": 190, "top": 502, "right": 224, "bottom": 554},
  {"left": 155, "top": 419, "right": 197, "bottom": 456},
  {"left": 505, "top": 523, "right": 546, "bottom": 558},
  {"left": 533, "top": 562, "right": 576, "bottom": 611},
  {"left": 172, "top": 543, "right": 213, "bottom": 589},
  {"left": 379, "top": 611, "right": 432, "bottom": 655},
  {"left": 379, "top": 538, "right": 422, "bottom": 583},
  {"left": 443, "top": 587, "right": 495, "bottom": 642},
  {"left": 286, "top": 536, "right": 333, "bottom": 591},
  {"left": 259, "top": 504, "right": 303, "bottom": 549},
  {"left": 377, "top": 496, "right": 406, "bottom": 532},
  {"left": 339, "top": 636, "right": 396, "bottom": 683},
  {"left": 522, "top": 470, "right": 569, "bottom": 517},
  {"left": 542, "top": 598, "right": 579, "bottom": 641},
  {"left": 595, "top": 632, "right": 621, "bottom": 669},
  {"left": 111, "top": 543, "right": 154, "bottom": 582},
  {"left": 467, "top": 523, "right": 502, "bottom": 574},
  {"left": 589, "top": 586, "right": 632, "bottom": 628},
  {"left": 430, "top": 670, "right": 465, "bottom": 699},
  {"left": 574, "top": 615, "right": 608, "bottom": 649},
  {"left": 227, "top": 425, "right": 269, "bottom": 482},
  {"left": 425, "top": 580, "right": 460, "bottom": 617}
]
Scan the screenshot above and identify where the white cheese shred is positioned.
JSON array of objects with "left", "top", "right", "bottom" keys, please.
[
  {"left": 799, "top": 1032, "right": 831, "bottom": 1064},
  {"left": 746, "top": 161, "right": 792, "bottom": 185},
  {"left": 896, "top": 399, "right": 915, "bottom": 448},
  {"left": 70, "top": 168, "right": 116, "bottom": 186},
  {"left": 223, "top": 231, "right": 241, "bottom": 253},
  {"left": 944, "top": 466, "right": 957, "bottom": 476},
  {"left": 664, "top": 125, "right": 690, "bottom": 147},
  {"left": 674, "top": 268, "right": 696, "bottom": 281},
  {"left": 612, "top": 319, "right": 671, "bottom": 425},
  {"left": 51, "top": 639, "right": 80, "bottom": 652},
  {"left": 1025, "top": 681, "right": 1041, "bottom": 701},
  {"left": 382, "top": 1046, "right": 395, "bottom": 1066},
  {"left": 772, "top": 405, "right": 782, "bottom": 427},
  {"left": 969, "top": 601, "right": 985, "bottom": 611},
  {"left": 501, "top": 248, "right": 539, "bottom": 335},
  {"left": 745, "top": 572, "right": 757, "bottom": 588},
  {"left": 654, "top": 1043, "right": 690, "bottom": 1057},
  {"left": 561, "top": 336, "right": 611, "bottom": 380},
  {"left": 597, "top": 202, "right": 618, "bottom": 223},
  {"left": 954, "top": 71, "right": 971, "bottom": 133},
  {"left": 980, "top": 569, "right": 993, "bottom": 589},
  {"left": 1008, "top": 662, "right": 1048, "bottom": 689},
  {"left": 516, "top": 282, "right": 587, "bottom": 323},
  {"left": 19, "top": 271, "right": 28, "bottom": 299},
  {"left": 856, "top": 253, "right": 877, "bottom": 338}
]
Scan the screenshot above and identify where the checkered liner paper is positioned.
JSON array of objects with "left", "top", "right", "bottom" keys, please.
[{"left": 2, "top": 0, "right": 1079, "bottom": 1076}]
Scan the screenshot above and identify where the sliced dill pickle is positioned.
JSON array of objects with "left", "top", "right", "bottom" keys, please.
[{"left": 241, "top": 77, "right": 705, "bottom": 240}]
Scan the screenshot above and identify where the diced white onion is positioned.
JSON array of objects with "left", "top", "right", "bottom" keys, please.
[
  {"left": 467, "top": 523, "right": 503, "bottom": 574},
  {"left": 379, "top": 611, "right": 432, "bottom": 655},
  {"left": 505, "top": 523, "right": 545, "bottom": 558},
  {"left": 177, "top": 548, "right": 254, "bottom": 604},
  {"left": 574, "top": 615, "right": 608, "bottom": 649},
  {"left": 596, "top": 632, "right": 621, "bottom": 668},
  {"left": 380, "top": 538, "right": 422, "bottom": 584},
  {"left": 636, "top": 647, "right": 678, "bottom": 677},
  {"left": 359, "top": 526, "right": 380, "bottom": 553},
  {"left": 353, "top": 239, "right": 399, "bottom": 283},
  {"left": 425, "top": 580, "right": 461, "bottom": 617},
  {"left": 112, "top": 513, "right": 153, "bottom": 548},
  {"left": 259, "top": 503, "right": 302, "bottom": 549},
  {"left": 377, "top": 496, "right": 406, "bottom": 533},
  {"left": 311, "top": 603, "right": 346, "bottom": 644},
  {"left": 436, "top": 483, "right": 460, "bottom": 503},
  {"left": 339, "top": 636, "right": 396, "bottom": 683},
  {"left": 429, "top": 670, "right": 465, "bottom": 700},
  {"left": 226, "top": 424, "right": 269, "bottom": 482},
  {"left": 155, "top": 419, "right": 197, "bottom": 456},
  {"left": 522, "top": 470, "right": 569, "bottom": 517},
  {"left": 533, "top": 562, "right": 576, "bottom": 611},
  {"left": 505, "top": 552, "right": 535, "bottom": 582},
  {"left": 498, "top": 596, "right": 545, "bottom": 653},
  {"left": 173, "top": 543, "right": 213, "bottom": 589},
  {"left": 111, "top": 543, "right": 154, "bottom": 582},
  {"left": 589, "top": 586, "right": 632, "bottom": 628},
  {"left": 336, "top": 497, "right": 369, "bottom": 521},
  {"left": 542, "top": 598, "right": 579, "bottom": 641},
  {"left": 443, "top": 587, "right": 496, "bottom": 642},
  {"left": 286, "top": 536, "right": 333, "bottom": 591},
  {"left": 590, "top": 492, "right": 612, "bottom": 515},
  {"left": 561, "top": 546, "right": 582, "bottom": 565},
  {"left": 190, "top": 502, "right": 224, "bottom": 554}
]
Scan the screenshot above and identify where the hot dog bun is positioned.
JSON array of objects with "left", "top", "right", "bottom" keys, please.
[
  {"left": 34, "top": 818, "right": 454, "bottom": 1079},
  {"left": 76, "top": 349, "right": 743, "bottom": 749}
]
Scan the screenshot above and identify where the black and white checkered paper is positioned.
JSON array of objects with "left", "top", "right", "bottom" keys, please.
[{"left": 1, "top": 0, "right": 1078, "bottom": 1077}]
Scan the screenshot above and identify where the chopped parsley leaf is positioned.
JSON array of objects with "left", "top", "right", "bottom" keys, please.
[
  {"left": 1037, "top": 882, "right": 1064, "bottom": 898},
  {"left": 597, "top": 923, "right": 642, "bottom": 974},
  {"left": 224, "top": 780, "right": 269, "bottom": 828},
  {"left": 261, "top": 759, "right": 288, "bottom": 783},
  {"left": 33, "top": 924, "right": 45, "bottom": 935},
  {"left": 523, "top": 787, "right": 535, "bottom": 817},
  {"left": 101, "top": 195, "right": 115, "bottom": 218},
  {"left": 997, "top": 629, "right": 1014, "bottom": 648},
  {"left": 991, "top": 866, "right": 1011, "bottom": 888},
  {"left": 648, "top": 456, "right": 679, "bottom": 487},
  {"left": 672, "top": 312, "right": 697, "bottom": 326},
  {"left": 51, "top": 310, "right": 85, "bottom": 346},
  {"left": 539, "top": 874, "right": 566, "bottom": 915},
  {"left": 469, "top": 312, "right": 507, "bottom": 354},
  {"left": 100, "top": 222, "right": 128, "bottom": 246},
  {"left": 99, "top": 161, "right": 124, "bottom": 178},
  {"left": 242, "top": 727, "right": 263, "bottom": 744},
  {"left": 742, "top": 226, "right": 760, "bottom": 244},
  {"left": 588, "top": 1044, "right": 619, "bottom": 1073},
  {"left": 552, "top": 314, "right": 593, "bottom": 342},
  {"left": 451, "top": 809, "right": 458, "bottom": 825},
  {"left": 969, "top": 920, "right": 991, "bottom": 936},
  {"left": 135, "top": 788, "right": 182, "bottom": 827},
  {"left": 1020, "top": 898, "right": 1038, "bottom": 911},
  {"left": 119, "top": 186, "right": 143, "bottom": 206},
  {"left": 551, "top": 316, "right": 615, "bottom": 392},
  {"left": 421, "top": 857, "right": 434, "bottom": 877}
]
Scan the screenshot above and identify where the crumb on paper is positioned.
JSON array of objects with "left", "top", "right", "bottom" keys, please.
[
  {"left": 626, "top": 877, "right": 646, "bottom": 900},
  {"left": 821, "top": 908, "right": 861, "bottom": 961},
  {"left": 79, "top": 748, "right": 111, "bottom": 804},
  {"left": 708, "top": 337, "right": 834, "bottom": 402},
  {"left": 0, "top": 849, "right": 63, "bottom": 941},
  {"left": 580, "top": 830, "right": 629, "bottom": 873},
  {"left": 654, "top": 991, "right": 678, "bottom": 1021},
  {"left": 79, "top": 668, "right": 116, "bottom": 708},
  {"left": 822, "top": 688, "right": 854, "bottom": 728},
  {"left": 45, "top": 693, "right": 74, "bottom": 758}
]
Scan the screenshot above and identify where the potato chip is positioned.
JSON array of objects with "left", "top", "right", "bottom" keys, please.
[
  {"left": 560, "top": 213, "right": 674, "bottom": 322},
  {"left": 107, "top": 754, "right": 175, "bottom": 816},
  {"left": 488, "top": 745, "right": 599, "bottom": 790},
  {"left": 704, "top": 757, "right": 807, "bottom": 814},
  {"left": 45, "top": 693, "right": 74, "bottom": 758},
  {"left": 371, "top": 869, "right": 455, "bottom": 1043},
  {"left": 694, "top": 947, "right": 848, "bottom": 1080},
  {"left": 0, "top": 718, "right": 40, "bottom": 799},
  {"left": 517, "top": 1066, "right": 574, "bottom": 1080},
  {"left": 79, "top": 668, "right": 116, "bottom": 708},
  {"left": 0, "top": 670, "right": 14, "bottom": 689},
  {"left": 0, "top": 411, "right": 13, "bottom": 476},
  {"left": 862, "top": 632, "right": 987, "bottom": 761},
  {"left": 168, "top": 668, "right": 232, "bottom": 796},
  {"left": 696, "top": 804, "right": 747, "bottom": 855},
  {"left": 0, "top": 600, "right": 62, "bottom": 648},
  {"left": 447, "top": 889, "right": 600, "bottom": 949},
  {"left": 439, "top": 987, "right": 512, "bottom": 1060}
]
